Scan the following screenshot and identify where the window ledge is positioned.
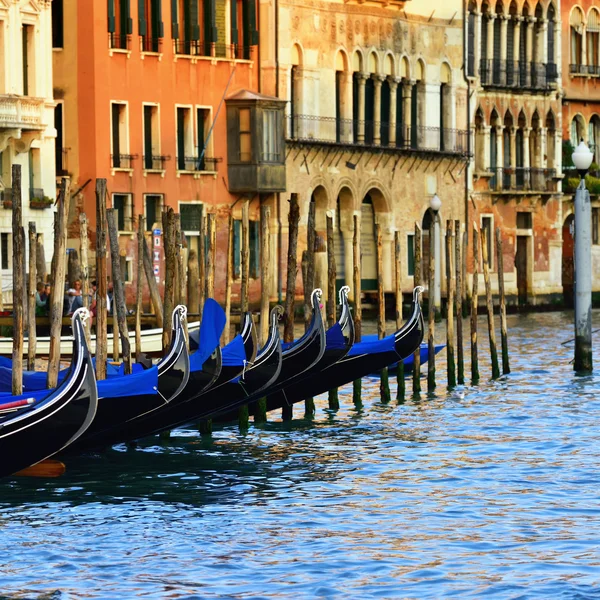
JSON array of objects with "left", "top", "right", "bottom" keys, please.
[
  {"left": 474, "top": 170, "right": 494, "bottom": 179},
  {"left": 141, "top": 51, "right": 163, "bottom": 61},
  {"left": 176, "top": 170, "right": 196, "bottom": 178},
  {"left": 111, "top": 167, "right": 134, "bottom": 177},
  {"left": 52, "top": 48, "right": 64, "bottom": 52},
  {"left": 143, "top": 169, "right": 166, "bottom": 178},
  {"left": 118, "top": 231, "right": 135, "bottom": 237},
  {"left": 194, "top": 170, "right": 217, "bottom": 179},
  {"left": 109, "top": 48, "right": 132, "bottom": 59}
]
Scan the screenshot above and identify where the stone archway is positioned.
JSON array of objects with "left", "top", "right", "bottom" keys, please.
[
  {"left": 310, "top": 185, "right": 330, "bottom": 296},
  {"left": 562, "top": 214, "right": 574, "bottom": 307},
  {"left": 335, "top": 185, "right": 356, "bottom": 294}
]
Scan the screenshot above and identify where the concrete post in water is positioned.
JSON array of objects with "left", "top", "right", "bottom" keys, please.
[
  {"left": 11, "top": 166, "right": 23, "bottom": 395},
  {"left": 496, "top": 227, "right": 510, "bottom": 375},
  {"left": 375, "top": 223, "right": 391, "bottom": 402},
  {"left": 480, "top": 227, "right": 500, "bottom": 379},
  {"left": 446, "top": 221, "right": 456, "bottom": 389},
  {"left": 223, "top": 214, "right": 234, "bottom": 346},
  {"left": 95, "top": 179, "right": 108, "bottom": 381},
  {"left": 572, "top": 141, "right": 594, "bottom": 372},
  {"left": 79, "top": 213, "right": 91, "bottom": 349},
  {"left": 241, "top": 200, "right": 250, "bottom": 314},
  {"left": 352, "top": 213, "right": 363, "bottom": 406},
  {"left": 427, "top": 220, "right": 436, "bottom": 392},
  {"left": 455, "top": 220, "right": 465, "bottom": 384},
  {"left": 27, "top": 223, "right": 37, "bottom": 373},
  {"left": 136, "top": 216, "right": 145, "bottom": 362},
  {"left": 327, "top": 211, "right": 340, "bottom": 409},
  {"left": 394, "top": 230, "right": 405, "bottom": 400},
  {"left": 107, "top": 208, "right": 132, "bottom": 374},
  {"left": 471, "top": 224, "right": 480, "bottom": 385},
  {"left": 413, "top": 223, "right": 422, "bottom": 395},
  {"left": 48, "top": 177, "right": 70, "bottom": 389}
]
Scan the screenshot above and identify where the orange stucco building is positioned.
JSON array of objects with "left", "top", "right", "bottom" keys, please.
[{"left": 53, "top": 0, "right": 269, "bottom": 305}]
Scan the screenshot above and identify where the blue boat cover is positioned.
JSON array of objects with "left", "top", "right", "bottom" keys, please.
[
  {"left": 189, "top": 298, "right": 226, "bottom": 371},
  {"left": 324, "top": 323, "right": 346, "bottom": 351},
  {"left": 221, "top": 334, "right": 246, "bottom": 367},
  {"left": 347, "top": 332, "right": 396, "bottom": 357}
]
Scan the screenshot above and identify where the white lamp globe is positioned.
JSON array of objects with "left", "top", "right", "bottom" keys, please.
[
  {"left": 430, "top": 194, "right": 442, "bottom": 213},
  {"left": 572, "top": 139, "right": 594, "bottom": 173}
]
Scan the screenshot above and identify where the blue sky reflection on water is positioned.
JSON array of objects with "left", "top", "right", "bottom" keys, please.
[{"left": 0, "top": 311, "right": 599, "bottom": 599}]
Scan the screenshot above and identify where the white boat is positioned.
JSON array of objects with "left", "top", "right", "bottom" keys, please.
[{"left": 0, "top": 321, "right": 201, "bottom": 356}]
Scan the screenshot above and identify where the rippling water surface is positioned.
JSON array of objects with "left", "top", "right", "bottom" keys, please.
[{"left": 1, "top": 311, "right": 600, "bottom": 599}]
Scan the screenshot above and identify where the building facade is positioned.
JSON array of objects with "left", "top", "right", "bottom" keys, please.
[
  {"left": 561, "top": 0, "right": 600, "bottom": 302},
  {"left": 467, "top": 0, "right": 564, "bottom": 306},
  {"left": 0, "top": 0, "right": 57, "bottom": 296},
  {"left": 274, "top": 0, "right": 469, "bottom": 303}
]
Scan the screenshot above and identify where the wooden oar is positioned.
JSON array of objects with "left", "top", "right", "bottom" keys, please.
[{"left": 13, "top": 459, "right": 66, "bottom": 478}]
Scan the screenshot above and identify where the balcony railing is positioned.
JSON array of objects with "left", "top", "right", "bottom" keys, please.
[
  {"left": 286, "top": 114, "right": 469, "bottom": 155},
  {"left": 143, "top": 155, "right": 170, "bottom": 170},
  {"left": 569, "top": 63, "right": 600, "bottom": 76},
  {"left": 479, "top": 59, "right": 558, "bottom": 89},
  {"left": 177, "top": 156, "right": 218, "bottom": 172},
  {"left": 489, "top": 167, "right": 557, "bottom": 192},
  {"left": 0, "top": 96, "right": 44, "bottom": 129},
  {"left": 140, "top": 36, "right": 162, "bottom": 53},
  {"left": 111, "top": 154, "right": 137, "bottom": 169},
  {"left": 109, "top": 33, "right": 130, "bottom": 50},
  {"left": 173, "top": 39, "right": 251, "bottom": 60}
]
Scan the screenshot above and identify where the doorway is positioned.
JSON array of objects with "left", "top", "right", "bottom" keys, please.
[{"left": 515, "top": 235, "right": 529, "bottom": 305}]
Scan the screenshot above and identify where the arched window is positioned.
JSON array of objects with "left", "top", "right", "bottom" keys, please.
[
  {"left": 520, "top": 3, "right": 530, "bottom": 85},
  {"left": 352, "top": 51, "right": 363, "bottom": 143},
  {"left": 507, "top": 1, "right": 518, "bottom": 85},
  {"left": 547, "top": 5, "right": 557, "bottom": 80},
  {"left": 474, "top": 107, "right": 486, "bottom": 172},
  {"left": 335, "top": 50, "right": 351, "bottom": 143},
  {"left": 467, "top": 1, "right": 477, "bottom": 76},
  {"left": 290, "top": 44, "right": 303, "bottom": 139},
  {"left": 440, "top": 63, "right": 452, "bottom": 151},
  {"left": 504, "top": 110, "right": 514, "bottom": 190},
  {"left": 570, "top": 7, "right": 584, "bottom": 72},
  {"left": 481, "top": 2, "right": 490, "bottom": 81},
  {"left": 588, "top": 115, "right": 600, "bottom": 158},
  {"left": 490, "top": 109, "right": 500, "bottom": 188},
  {"left": 571, "top": 115, "right": 586, "bottom": 145},
  {"left": 588, "top": 8, "right": 600, "bottom": 73},
  {"left": 411, "top": 60, "right": 425, "bottom": 149},
  {"left": 493, "top": 2, "right": 503, "bottom": 83},
  {"left": 546, "top": 111, "right": 556, "bottom": 171}
]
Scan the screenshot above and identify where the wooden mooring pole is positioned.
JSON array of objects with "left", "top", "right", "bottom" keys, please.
[
  {"left": 241, "top": 200, "right": 250, "bottom": 314},
  {"left": 95, "top": 179, "right": 108, "bottom": 381},
  {"left": 496, "top": 227, "right": 510, "bottom": 375},
  {"left": 206, "top": 212, "right": 216, "bottom": 300},
  {"left": 352, "top": 213, "right": 362, "bottom": 406},
  {"left": 255, "top": 202, "right": 270, "bottom": 423},
  {"left": 413, "top": 223, "right": 422, "bottom": 395},
  {"left": 198, "top": 209, "right": 206, "bottom": 319},
  {"left": 79, "top": 213, "right": 91, "bottom": 349},
  {"left": 471, "top": 224, "right": 480, "bottom": 385},
  {"left": 136, "top": 215, "right": 144, "bottom": 362},
  {"left": 162, "top": 208, "right": 176, "bottom": 351},
  {"left": 375, "top": 223, "right": 390, "bottom": 402},
  {"left": 48, "top": 177, "right": 69, "bottom": 389},
  {"left": 427, "top": 220, "right": 436, "bottom": 393},
  {"left": 27, "top": 222, "right": 37, "bottom": 372},
  {"left": 455, "top": 220, "right": 465, "bottom": 384},
  {"left": 142, "top": 227, "right": 164, "bottom": 326},
  {"left": 326, "top": 212, "right": 340, "bottom": 410},
  {"left": 394, "top": 231, "right": 405, "bottom": 401},
  {"left": 223, "top": 214, "right": 234, "bottom": 346},
  {"left": 301, "top": 201, "right": 316, "bottom": 418},
  {"left": 481, "top": 227, "right": 500, "bottom": 379},
  {"left": 446, "top": 221, "right": 456, "bottom": 388},
  {"left": 11, "top": 165, "right": 23, "bottom": 395}
]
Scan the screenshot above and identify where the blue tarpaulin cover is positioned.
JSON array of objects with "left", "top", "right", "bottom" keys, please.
[
  {"left": 221, "top": 334, "right": 246, "bottom": 367},
  {"left": 189, "top": 298, "right": 226, "bottom": 372},
  {"left": 347, "top": 332, "right": 396, "bottom": 357}
]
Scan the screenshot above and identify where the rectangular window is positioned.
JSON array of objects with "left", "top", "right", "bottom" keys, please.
[
  {"left": 28, "top": 148, "right": 42, "bottom": 201},
  {"left": 140, "top": 0, "right": 164, "bottom": 52},
  {"left": 197, "top": 108, "right": 211, "bottom": 171},
  {"left": 109, "top": 0, "right": 132, "bottom": 49},
  {"left": 1, "top": 233, "right": 12, "bottom": 270},
  {"left": 145, "top": 194, "right": 163, "bottom": 231},
  {"left": 239, "top": 108, "right": 252, "bottom": 162},
  {"left": 262, "top": 110, "right": 280, "bottom": 162},
  {"left": 176, "top": 106, "right": 194, "bottom": 170},
  {"left": 593, "top": 207, "right": 599, "bottom": 245},
  {"left": 22, "top": 24, "right": 34, "bottom": 96},
  {"left": 111, "top": 102, "right": 129, "bottom": 168},
  {"left": 113, "top": 193, "right": 132, "bottom": 231},
  {"left": 516, "top": 212, "right": 532, "bottom": 229},
  {"left": 481, "top": 216, "right": 493, "bottom": 268},
  {"left": 143, "top": 104, "right": 160, "bottom": 170},
  {"left": 120, "top": 256, "right": 133, "bottom": 283},
  {"left": 249, "top": 220, "right": 259, "bottom": 278},
  {"left": 407, "top": 234, "right": 415, "bottom": 276},
  {"left": 52, "top": 0, "right": 64, "bottom": 48},
  {"left": 180, "top": 203, "right": 202, "bottom": 231}
]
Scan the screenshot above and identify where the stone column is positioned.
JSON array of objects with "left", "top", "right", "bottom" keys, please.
[
  {"left": 388, "top": 77, "right": 399, "bottom": 146},
  {"left": 402, "top": 80, "right": 414, "bottom": 147},
  {"left": 475, "top": 12, "right": 482, "bottom": 78},
  {"left": 538, "top": 18, "right": 548, "bottom": 64},
  {"left": 526, "top": 18, "right": 535, "bottom": 62},
  {"left": 582, "top": 24, "right": 588, "bottom": 68},
  {"left": 495, "top": 125, "right": 503, "bottom": 191},
  {"left": 357, "top": 73, "right": 368, "bottom": 143},
  {"left": 482, "top": 125, "right": 491, "bottom": 172},
  {"left": 373, "top": 74, "right": 385, "bottom": 146},
  {"left": 487, "top": 15, "right": 495, "bottom": 64},
  {"left": 523, "top": 127, "right": 531, "bottom": 171}
]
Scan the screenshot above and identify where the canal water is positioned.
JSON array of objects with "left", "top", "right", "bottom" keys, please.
[{"left": 1, "top": 311, "right": 599, "bottom": 599}]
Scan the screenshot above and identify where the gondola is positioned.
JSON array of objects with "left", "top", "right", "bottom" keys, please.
[
  {"left": 0, "top": 308, "right": 98, "bottom": 478},
  {"left": 64, "top": 306, "right": 191, "bottom": 452},
  {"left": 261, "top": 285, "right": 355, "bottom": 413},
  {"left": 260, "top": 286, "right": 424, "bottom": 411},
  {"left": 120, "top": 305, "right": 284, "bottom": 439}
]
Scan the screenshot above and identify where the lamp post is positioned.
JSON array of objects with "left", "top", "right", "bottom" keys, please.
[
  {"left": 571, "top": 139, "right": 594, "bottom": 373},
  {"left": 430, "top": 194, "right": 442, "bottom": 321}
]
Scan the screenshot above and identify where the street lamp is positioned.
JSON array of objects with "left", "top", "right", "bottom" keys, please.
[
  {"left": 571, "top": 139, "right": 594, "bottom": 372},
  {"left": 429, "top": 194, "right": 442, "bottom": 320}
]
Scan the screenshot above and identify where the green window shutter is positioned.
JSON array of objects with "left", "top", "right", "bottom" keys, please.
[
  {"left": 138, "top": 0, "right": 146, "bottom": 36},
  {"left": 249, "top": 220, "right": 259, "bottom": 278},
  {"left": 407, "top": 235, "right": 414, "bottom": 277},
  {"left": 171, "top": 0, "right": 178, "bottom": 38},
  {"left": 122, "top": 0, "right": 133, "bottom": 34},
  {"left": 189, "top": 0, "right": 200, "bottom": 41},
  {"left": 108, "top": 0, "right": 116, "bottom": 33},
  {"left": 233, "top": 220, "right": 241, "bottom": 279},
  {"left": 243, "top": 0, "right": 258, "bottom": 47},
  {"left": 153, "top": 0, "right": 164, "bottom": 38},
  {"left": 230, "top": 0, "right": 238, "bottom": 46},
  {"left": 204, "top": 0, "right": 217, "bottom": 43}
]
